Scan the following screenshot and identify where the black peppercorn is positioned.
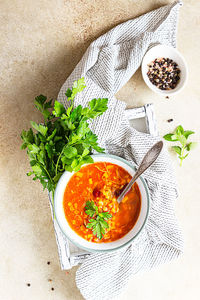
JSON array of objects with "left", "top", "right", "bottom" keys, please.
[{"left": 147, "top": 57, "right": 181, "bottom": 90}]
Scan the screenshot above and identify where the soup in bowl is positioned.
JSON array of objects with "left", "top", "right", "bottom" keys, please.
[{"left": 54, "top": 154, "right": 150, "bottom": 252}]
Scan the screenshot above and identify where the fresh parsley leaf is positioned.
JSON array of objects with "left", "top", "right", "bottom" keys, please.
[
  {"left": 27, "top": 144, "right": 40, "bottom": 154},
  {"left": 34, "top": 95, "right": 52, "bottom": 121},
  {"left": 99, "top": 212, "right": 112, "bottom": 220},
  {"left": 83, "top": 131, "right": 105, "bottom": 153},
  {"left": 30, "top": 121, "right": 48, "bottom": 136},
  {"left": 52, "top": 101, "right": 66, "bottom": 117},
  {"left": 63, "top": 146, "right": 77, "bottom": 158},
  {"left": 82, "top": 98, "right": 108, "bottom": 120},
  {"left": 89, "top": 98, "right": 108, "bottom": 114},
  {"left": 21, "top": 128, "right": 34, "bottom": 149},
  {"left": 163, "top": 125, "right": 197, "bottom": 166},
  {"left": 65, "top": 78, "right": 86, "bottom": 103},
  {"left": 85, "top": 200, "right": 112, "bottom": 240}
]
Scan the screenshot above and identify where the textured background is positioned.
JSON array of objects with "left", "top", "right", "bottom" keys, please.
[{"left": 0, "top": 1, "right": 200, "bottom": 299}]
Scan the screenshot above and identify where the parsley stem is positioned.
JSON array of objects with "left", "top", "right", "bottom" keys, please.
[
  {"left": 55, "top": 141, "right": 77, "bottom": 176},
  {"left": 55, "top": 147, "right": 65, "bottom": 176},
  {"left": 39, "top": 162, "right": 53, "bottom": 183},
  {"left": 180, "top": 146, "right": 185, "bottom": 166}
]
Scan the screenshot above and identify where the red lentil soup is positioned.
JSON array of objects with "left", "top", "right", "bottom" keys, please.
[{"left": 63, "top": 162, "right": 141, "bottom": 243}]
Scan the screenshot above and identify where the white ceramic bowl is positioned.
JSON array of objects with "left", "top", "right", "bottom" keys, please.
[
  {"left": 141, "top": 44, "right": 188, "bottom": 96},
  {"left": 54, "top": 154, "right": 150, "bottom": 253}
]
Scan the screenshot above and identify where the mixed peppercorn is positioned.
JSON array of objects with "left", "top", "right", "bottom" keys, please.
[{"left": 147, "top": 57, "right": 181, "bottom": 90}]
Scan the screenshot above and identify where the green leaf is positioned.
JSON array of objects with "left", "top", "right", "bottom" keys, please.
[
  {"left": 71, "top": 158, "right": 79, "bottom": 169},
  {"left": 65, "top": 88, "right": 72, "bottom": 98},
  {"left": 52, "top": 101, "right": 66, "bottom": 117},
  {"left": 71, "top": 78, "right": 86, "bottom": 96},
  {"left": 85, "top": 200, "right": 96, "bottom": 211},
  {"left": 47, "top": 129, "right": 57, "bottom": 141},
  {"left": 76, "top": 121, "right": 90, "bottom": 138},
  {"left": 81, "top": 155, "right": 94, "bottom": 164},
  {"left": 37, "top": 150, "right": 46, "bottom": 165},
  {"left": 163, "top": 134, "right": 177, "bottom": 142},
  {"left": 186, "top": 142, "right": 197, "bottom": 151},
  {"left": 96, "top": 223, "right": 102, "bottom": 240},
  {"left": 83, "top": 131, "right": 105, "bottom": 153},
  {"left": 45, "top": 143, "right": 54, "bottom": 158},
  {"left": 84, "top": 201, "right": 112, "bottom": 240},
  {"left": 100, "top": 219, "right": 109, "bottom": 229},
  {"left": 66, "top": 78, "right": 86, "bottom": 102},
  {"left": 89, "top": 98, "right": 108, "bottom": 114},
  {"left": 70, "top": 105, "right": 82, "bottom": 122},
  {"left": 61, "top": 156, "right": 73, "bottom": 164},
  {"left": 82, "top": 98, "right": 108, "bottom": 120},
  {"left": 27, "top": 171, "right": 34, "bottom": 176},
  {"left": 177, "top": 135, "right": 187, "bottom": 146},
  {"left": 27, "top": 143, "right": 40, "bottom": 154},
  {"left": 61, "top": 116, "right": 76, "bottom": 130},
  {"left": 82, "top": 148, "right": 90, "bottom": 157},
  {"left": 99, "top": 212, "right": 112, "bottom": 220},
  {"left": 69, "top": 133, "right": 82, "bottom": 145},
  {"left": 34, "top": 95, "right": 52, "bottom": 120},
  {"left": 21, "top": 128, "right": 34, "bottom": 149},
  {"left": 35, "top": 95, "right": 47, "bottom": 106},
  {"left": 86, "top": 222, "right": 94, "bottom": 229},
  {"left": 183, "top": 131, "right": 195, "bottom": 139},
  {"left": 32, "top": 164, "right": 43, "bottom": 176},
  {"left": 65, "top": 165, "right": 73, "bottom": 172},
  {"left": 30, "top": 121, "right": 48, "bottom": 136},
  {"left": 63, "top": 146, "right": 77, "bottom": 158},
  {"left": 53, "top": 173, "right": 62, "bottom": 184},
  {"left": 176, "top": 125, "right": 184, "bottom": 136},
  {"left": 172, "top": 146, "right": 182, "bottom": 155},
  {"left": 85, "top": 209, "right": 96, "bottom": 218}
]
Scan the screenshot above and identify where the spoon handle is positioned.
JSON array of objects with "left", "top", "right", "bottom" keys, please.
[{"left": 117, "top": 141, "right": 163, "bottom": 203}]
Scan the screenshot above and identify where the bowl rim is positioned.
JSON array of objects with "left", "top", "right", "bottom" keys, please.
[
  {"left": 54, "top": 153, "right": 150, "bottom": 253},
  {"left": 141, "top": 44, "right": 188, "bottom": 96}
]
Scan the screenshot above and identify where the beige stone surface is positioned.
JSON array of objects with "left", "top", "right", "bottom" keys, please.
[{"left": 0, "top": 0, "right": 200, "bottom": 299}]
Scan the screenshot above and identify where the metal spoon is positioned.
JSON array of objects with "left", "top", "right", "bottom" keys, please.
[{"left": 117, "top": 141, "right": 163, "bottom": 203}]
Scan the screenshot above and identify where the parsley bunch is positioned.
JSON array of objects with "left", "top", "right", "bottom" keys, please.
[
  {"left": 163, "top": 125, "right": 197, "bottom": 166},
  {"left": 85, "top": 201, "right": 112, "bottom": 240},
  {"left": 21, "top": 78, "right": 108, "bottom": 196}
]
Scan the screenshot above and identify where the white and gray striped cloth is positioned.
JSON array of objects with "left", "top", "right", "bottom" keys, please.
[{"left": 51, "top": 1, "right": 184, "bottom": 299}]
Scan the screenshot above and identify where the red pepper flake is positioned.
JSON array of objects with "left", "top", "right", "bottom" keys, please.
[{"left": 65, "top": 271, "right": 69, "bottom": 275}]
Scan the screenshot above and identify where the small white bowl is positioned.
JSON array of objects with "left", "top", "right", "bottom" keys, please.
[
  {"left": 54, "top": 154, "right": 150, "bottom": 253},
  {"left": 141, "top": 44, "right": 188, "bottom": 96}
]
